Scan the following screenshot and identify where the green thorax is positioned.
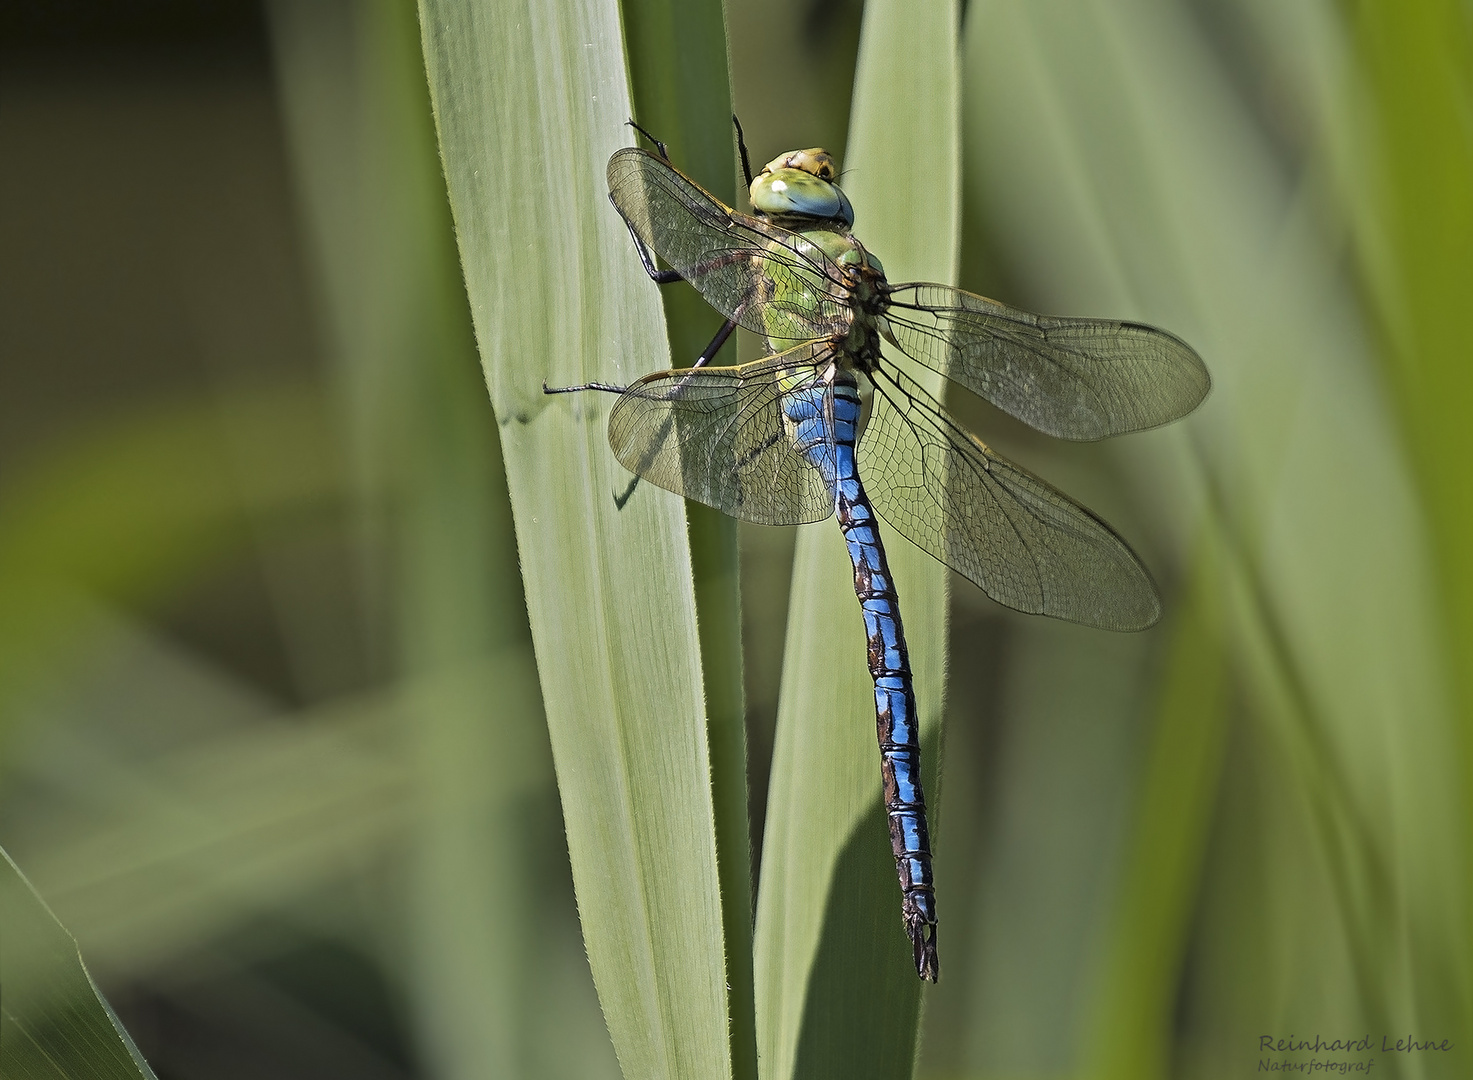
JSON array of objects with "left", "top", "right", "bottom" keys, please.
[{"left": 747, "top": 148, "right": 887, "bottom": 358}]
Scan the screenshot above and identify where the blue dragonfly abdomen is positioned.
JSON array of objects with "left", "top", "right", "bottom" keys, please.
[{"left": 782, "top": 372, "right": 939, "bottom": 981}]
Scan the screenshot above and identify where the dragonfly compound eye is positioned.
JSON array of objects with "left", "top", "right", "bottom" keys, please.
[{"left": 750, "top": 165, "right": 854, "bottom": 226}]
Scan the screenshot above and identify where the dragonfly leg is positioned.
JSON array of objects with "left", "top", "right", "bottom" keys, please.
[
  {"left": 625, "top": 118, "right": 669, "bottom": 161},
  {"left": 609, "top": 204, "right": 739, "bottom": 365},
  {"left": 542, "top": 380, "right": 628, "bottom": 395},
  {"left": 543, "top": 376, "right": 645, "bottom": 508},
  {"left": 692, "top": 316, "right": 738, "bottom": 368},
  {"left": 611, "top": 202, "right": 684, "bottom": 285},
  {"left": 733, "top": 113, "right": 753, "bottom": 188}
]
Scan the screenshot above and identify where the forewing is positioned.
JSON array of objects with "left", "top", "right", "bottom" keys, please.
[
  {"left": 608, "top": 148, "right": 852, "bottom": 345},
  {"left": 859, "top": 361, "right": 1161, "bottom": 630},
  {"left": 882, "top": 283, "right": 1209, "bottom": 440},
  {"left": 607, "top": 346, "right": 836, "bottom": 526}
]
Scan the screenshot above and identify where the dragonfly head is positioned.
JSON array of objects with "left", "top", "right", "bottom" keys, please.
[{"left": 749, "top": 148, "right": 855, "bottom": 228}]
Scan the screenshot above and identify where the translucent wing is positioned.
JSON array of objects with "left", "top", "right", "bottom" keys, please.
[
  {"left": 608, "top": 148, "right": 853, "bottom": 346},
  {"left": 859, "top": 361, "right": 1161, "bottom": 630},
  {"left": 882, "top": 283, "right": 1210, "bottom": 441},
  {"left": 607, "top": 344, "right": 836, "bottom": 526}
]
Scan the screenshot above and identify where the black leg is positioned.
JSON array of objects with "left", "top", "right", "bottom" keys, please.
[
  {"left": 609, "top": 194, "right": 683, "bottom": 284},
  {"left": 543, "top": 380, "right": 628, "bottom": 395},
  {"left": 626, "top": 118, "right": 669, "bottom": 161},
  {"left": 611, "top": 120, "right": 738, "bottom": 368},
  {"left": 693, "top": 316, "right": 738, "bottom": 368},
  {"left": 733, "top": 114, "right": 753, "bottom": 189}
]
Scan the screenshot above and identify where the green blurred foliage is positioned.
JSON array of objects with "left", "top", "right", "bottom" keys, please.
[{"left": 0, "top": 0, "right": 1467, "bottom": 1077}]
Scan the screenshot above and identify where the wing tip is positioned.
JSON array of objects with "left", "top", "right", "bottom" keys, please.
[
  {"left": 1028, "top": 585, "right": 1162, "bottom": 632},
  {"left": 1100, "top": 591, "right": 1164, "bottom": 632}
]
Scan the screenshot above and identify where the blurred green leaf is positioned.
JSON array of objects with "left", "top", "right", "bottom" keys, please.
[
  {"left": 963, "top": 0, "right": 1464, "bottom": 1072},
  {"left": 753, "top": 3, "right": 959, "bottom": 1076},
  {"left": 1084, "top": 535, "right": 1229, "bottom": 1080},
  {"left": 0, "top": 384, "right": 343, "bottom": 745},
  {"left": 0, "top": 845, "right": 157, "bottom": 1080},
  {"left": 11, "top": 645, "right": 410, "bottom": 975},
  {"left": 1351, "top": 1, "right": 1473, "bottom": 1045},
  {"left": 417, "top": 0, "right": 737, "bottom": 1076}
]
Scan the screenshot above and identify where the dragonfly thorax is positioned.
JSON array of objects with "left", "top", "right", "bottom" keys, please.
[{"left": 755, "top": 225, "right": 889, "bottom": 366}]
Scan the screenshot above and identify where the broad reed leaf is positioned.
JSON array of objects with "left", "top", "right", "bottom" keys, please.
[{"left": 417, "top": 1, "right": 736, "bottom": 1076}]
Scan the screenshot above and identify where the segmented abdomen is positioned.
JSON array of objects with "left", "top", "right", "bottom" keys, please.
[{"left": 781, "top": 369, "right": 939, "bottom": 982}]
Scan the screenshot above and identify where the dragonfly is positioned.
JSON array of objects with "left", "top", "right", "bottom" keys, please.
[{"left": 547, "top": 123, "right": 1209, "bottom": 981}]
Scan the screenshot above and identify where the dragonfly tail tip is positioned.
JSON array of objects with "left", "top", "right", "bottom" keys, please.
[{"left": 908, "top": 917, "right": 939, "bottom": 982}]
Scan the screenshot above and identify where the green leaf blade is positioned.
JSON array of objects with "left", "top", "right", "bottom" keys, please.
[
  {"left": 0, "top": 846, "right": 158, "bottom": 1080},
  {"left": 418, "top": 2, "right": 736, "bottom": 1076}
]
